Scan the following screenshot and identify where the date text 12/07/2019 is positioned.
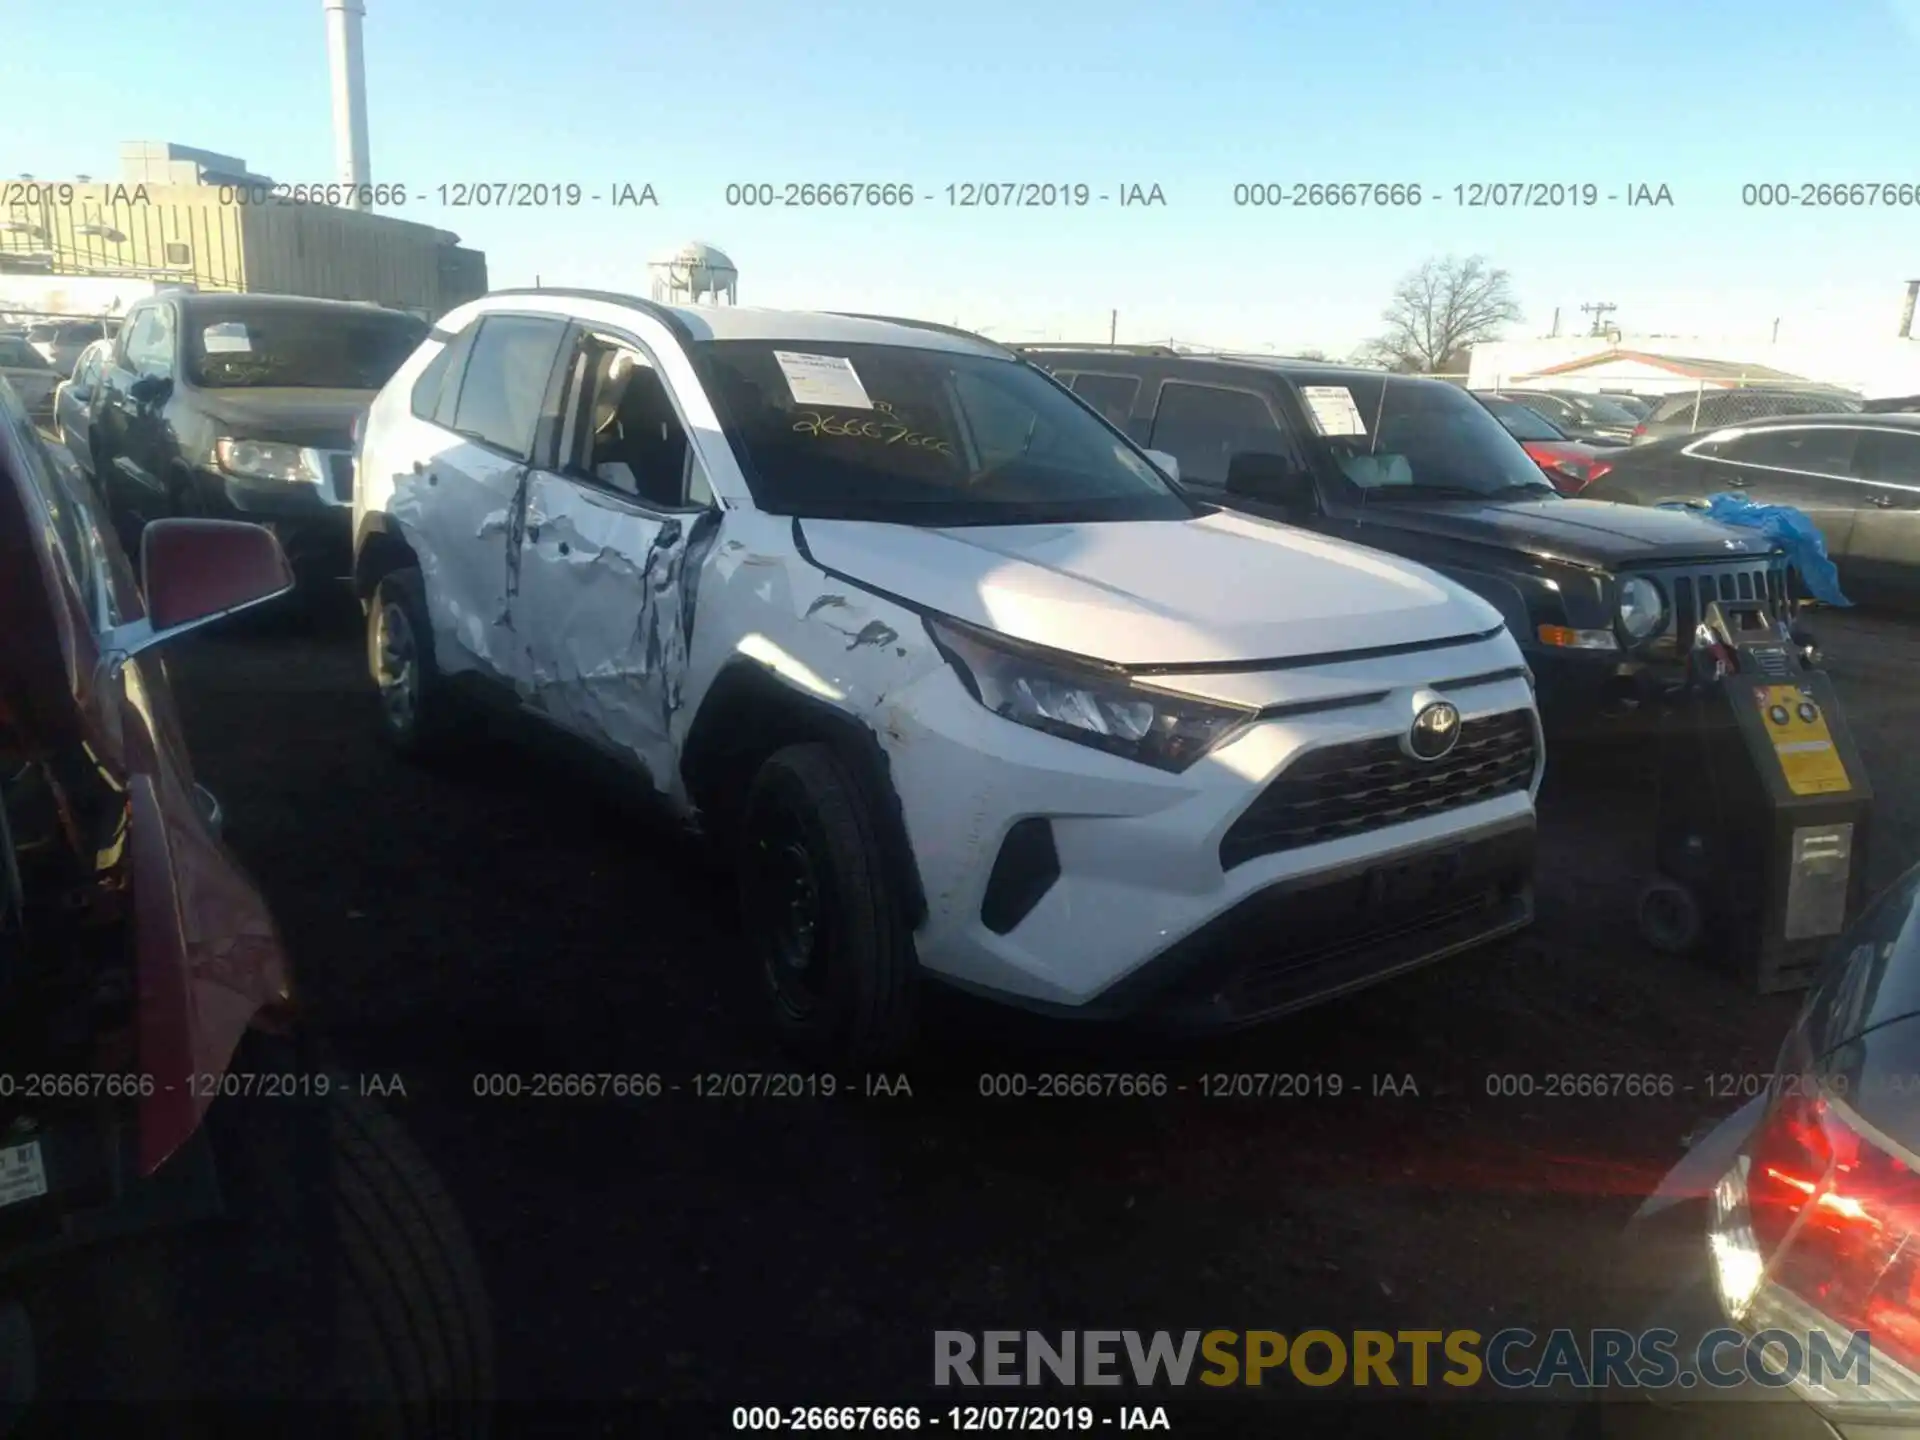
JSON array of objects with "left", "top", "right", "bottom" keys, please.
[
  {"left": 1230, "top": 182, "right": 1675, "bottom": 208},
  {"left": 728, "top": 1405, "right": 1174, "bottom": 1431},
  {"left": 206, "top": 182, "right": 659, "bottom": 208},
  {"left": 721, "top": 183, "right": 1167, "bottom": 208}
]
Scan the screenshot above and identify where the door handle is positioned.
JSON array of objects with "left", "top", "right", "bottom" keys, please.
[{"left": 1869, "top": 494, "right": 1895, "bottom": 508}]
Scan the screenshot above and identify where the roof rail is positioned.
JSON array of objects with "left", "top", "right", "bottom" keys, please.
[
  {"left": 1012, "top": 342, "right": 1180, "bottom": 357},
  {"left": 485, "top": 287, "right": 697, "bottom": 344},
  {"left": 826, "top": 312, "right": 1012, "bottom": 354}
]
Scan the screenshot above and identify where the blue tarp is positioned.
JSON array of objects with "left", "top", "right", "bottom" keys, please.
[{"left": 1658, "top": 492, "right": 1852, "bottom": 607}]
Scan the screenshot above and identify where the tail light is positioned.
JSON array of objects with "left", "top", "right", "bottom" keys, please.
[
  {"left": 1585, "top": 459, "right": 1613, "bottom": 485},
  {"left": 1632, "top": 422, "right": 1648, "bottom": 440},
  {"left": 1710, "top": 1085, "right": 1920, "bottom": 1391}
]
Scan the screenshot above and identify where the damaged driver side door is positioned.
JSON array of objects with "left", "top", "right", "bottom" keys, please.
[{"left": 507, "top": 328, "right": 722, "bottom": 790}]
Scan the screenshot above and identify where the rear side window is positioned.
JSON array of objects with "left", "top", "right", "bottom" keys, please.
[
  {"left": 1070, "top": 372, "right": 1142, "bottom": 428},
  {"left": 410, "top": 326, "right": 472, "bottom": 421},
  {"left": 1149, "top": 381, "right": 1290, "bottom": 488},
  {"left": 449, "top": 316, "right": 566, "bottom": 454}
]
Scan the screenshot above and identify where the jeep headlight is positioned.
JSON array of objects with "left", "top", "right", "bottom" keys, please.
[
  {"left": 214, "top": 438, "right": 325, "bottom": 485},
  {"left": 925, "top": 615, "right": 1254, "bottom": 773},
  {"left": 1617, "top": 575, "right": 1665, "bottom": 642}
]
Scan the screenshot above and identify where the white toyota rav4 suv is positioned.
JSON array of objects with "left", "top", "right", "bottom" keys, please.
[{"left": 353, "top": 291, "right": 1545, "bottom": 1062}]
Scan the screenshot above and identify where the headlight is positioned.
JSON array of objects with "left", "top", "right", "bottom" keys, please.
[
  {"left": 1617, "top": 575, "right": 1665, "bottom": 641},
  {"left": 925, "top": 615, "right": 1254, "bottom": 774},
  {"left": 214, "top": 438, "right": 324, "bottom": 485}
]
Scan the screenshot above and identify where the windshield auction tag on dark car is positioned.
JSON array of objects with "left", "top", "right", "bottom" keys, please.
[
  {"left": 0, "top": 1140, "right": 48, "bottom": 1210},
  {"left": 1300, "top": 385, "right": 1367, "bottom": 436}
]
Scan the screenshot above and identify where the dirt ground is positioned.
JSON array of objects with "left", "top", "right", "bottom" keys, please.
[{"left": 163, "top": 601, "right": 1920, "bottom": 1437}]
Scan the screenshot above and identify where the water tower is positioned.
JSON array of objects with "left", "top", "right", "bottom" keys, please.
[{"left": 648, "top": 242, "right": 738, "bottom": 305}]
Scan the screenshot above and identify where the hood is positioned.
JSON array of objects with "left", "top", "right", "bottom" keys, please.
[
  {"left": 1348, "top": 495, "right": 1778, "bottom": 568},
  {"left": 796, "top": 509, "right": 1501, "bottom": 667},
  {"left": 191, "top": 386, "right": 376, "bottom": 447}
]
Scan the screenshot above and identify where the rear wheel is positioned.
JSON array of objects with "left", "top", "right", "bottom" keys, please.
[
  {"left": 738, "top": 743, "right": 918, "bottom": 1066},
  {"left": 368, "top": 568, "right": 460, "bottom": 762}
]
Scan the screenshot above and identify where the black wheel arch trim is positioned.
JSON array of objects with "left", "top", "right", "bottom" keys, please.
[{"left": 682, "top": 654, "right": 930, "bottom": 929}]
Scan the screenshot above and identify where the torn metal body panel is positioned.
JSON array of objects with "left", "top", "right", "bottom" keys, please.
[
  {"left": 510, "top": 471, "right": 726, "bottom": 786},
  {"left": 382, "top": 439, "right": 523, "bottom": 681}
]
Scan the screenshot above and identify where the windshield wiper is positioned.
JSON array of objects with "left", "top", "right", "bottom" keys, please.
[
  {"left": 1363, "top": 483, "right": 1494, "bottom": 500},
  {"left": 1486, "top": 482, "right": 1558, "bottom": 497}
]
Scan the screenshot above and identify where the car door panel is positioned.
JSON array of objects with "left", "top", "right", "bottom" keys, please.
[
  {"left": 413, "top": 436, "right": 529, "bottom": 680},
  {"left": 1690, "top": 427, "right": 1860, "bottom": 559},
  {"left": 404, "top": 313, "right": 567, "bottom": 684},
  {"left": 1846, "top": 428, "right": 1920, "bottom": 592},
  {"left": 511, "top": 472, "right": 723, "bottom": 783}
]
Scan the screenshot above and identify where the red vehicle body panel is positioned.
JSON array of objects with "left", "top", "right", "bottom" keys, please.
[{"left": 0, "top": 391, "right": 292, "bottom": 1176}]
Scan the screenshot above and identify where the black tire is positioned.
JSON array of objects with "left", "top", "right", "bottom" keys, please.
[
  {"left": 1637, "top": 877, "right": 1703, "bottom": 955},
  {"left": 739, "top": 743, "right": 918, "bottom": 1066},
  {"left": 13, "top": 1033, "right": 493, "bottom": 1439},
  {"left": 368, "top": 567, "right": 459, "bottom": 762}
]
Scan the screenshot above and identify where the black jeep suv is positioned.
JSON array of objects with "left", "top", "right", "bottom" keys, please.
[{"left": 1019, "top": 346, "right": 1794, "bottom": 733}]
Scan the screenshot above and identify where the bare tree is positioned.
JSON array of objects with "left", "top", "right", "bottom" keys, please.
[
  {"left": 1363, "top": 255, "right": 1522, "bottom": 373},
  {"left": 1294, "top": 347, "right": 1329, "bottom": 361}
]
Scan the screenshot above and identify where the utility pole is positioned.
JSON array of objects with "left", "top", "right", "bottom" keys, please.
[
  {"left": 1772, "top": 317, "right": 1781, "bottom": 344},
  {"left": 1548, "top": 307, "right": 1561, "bottom": 338},
  {"left": 1580, "top": 301, "right": 1616, "bottom": 337},
  {"left": 1109, "top": 309, "right": 1117, "bottom": 344}
]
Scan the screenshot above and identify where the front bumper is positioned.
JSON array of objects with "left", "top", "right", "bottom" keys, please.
[{"left": 880, "top": 639, "right": 1541, "bottom": 1020}]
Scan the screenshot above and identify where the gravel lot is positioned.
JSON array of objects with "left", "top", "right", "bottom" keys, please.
[{"left": 163, "top": 600, "right": 1920, "bottom": 1436}]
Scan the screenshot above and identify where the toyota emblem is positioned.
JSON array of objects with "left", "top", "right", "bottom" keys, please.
[{"left": 1406, "top": 700, "right": 1462, "bottom": 761}]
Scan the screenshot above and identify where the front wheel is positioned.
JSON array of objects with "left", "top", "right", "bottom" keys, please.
[{"left": 739, "top": 744, "right": 919, "bottom": 1066}]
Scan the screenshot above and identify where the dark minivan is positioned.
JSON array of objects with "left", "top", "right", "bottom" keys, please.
[
  {"left": 88, "top": 292, "right": 426, "bottom": 587},
  {"left": 1018, "top": 346, "right": 1797, "bottom": 732}
]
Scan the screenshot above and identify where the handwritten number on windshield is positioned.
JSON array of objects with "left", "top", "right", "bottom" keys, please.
[{"left": 791, "top": 400, "right": 955, "bottom": 456}]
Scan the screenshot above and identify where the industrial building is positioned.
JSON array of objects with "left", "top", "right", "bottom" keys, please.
[{"left": 0, "top": 142, "right": 487, "bottom": 320}]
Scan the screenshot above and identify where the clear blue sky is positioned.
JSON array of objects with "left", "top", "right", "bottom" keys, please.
[{"left": 7, "top": 0, "right": 1920, "bottom": 351}]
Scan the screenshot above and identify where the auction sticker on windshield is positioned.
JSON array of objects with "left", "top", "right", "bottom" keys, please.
[
  {"left": 0, "top": 1140, "right": 48, "bottom": 1209},
  {"left": 1300, "top": 385, "right": 1367, "bottom": 436},
  {"left": 774, "top": 351, "right": 874, "bottom": 409}
]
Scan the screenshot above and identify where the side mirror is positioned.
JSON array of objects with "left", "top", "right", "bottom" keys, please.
[
  {"left": 1143, "top": 448, "right": 1180, "bottom": 484},
  {"left": 103, "top": 519, "right": 293, "bottom": 662},
  {"left": 1226, "top": 450, "right": 1317, "bottom": 511},
  {"left": 128, "top": 373, "right": 172, "bottom": 405}
]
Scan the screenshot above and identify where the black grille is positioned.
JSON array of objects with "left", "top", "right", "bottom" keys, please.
[
  {"left": 327, "top": 452, "right": 355, "bottom": 503},
  {"left": 1220, "top": 710, "right": 1537, "bottom": 869},
  {"left": 1667, "top": 558, "right": 1788, "bottom": 643}
]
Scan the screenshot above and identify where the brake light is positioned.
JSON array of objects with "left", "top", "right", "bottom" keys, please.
[
  {"left": 1585, "top": 459, "right": 1613, "bottom": 485},
  {"left": 1714, "top": 1087, "right": 1920, "bottom": 1375},
  {"left": 1632, "top": 422, "right": 1648, "bottom": 439}
]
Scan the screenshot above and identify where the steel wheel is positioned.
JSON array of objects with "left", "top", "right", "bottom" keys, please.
[
  {"left": 745, "top": 807, "right": 830, "bottom": 1022},
  {"left": 374, "top": 599, "right": 420, "bottom": 736}
]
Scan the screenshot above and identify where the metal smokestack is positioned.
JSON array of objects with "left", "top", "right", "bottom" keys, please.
[
  {"left": 324, "top": 0, "right": 372, "bottom": 208},
  {"left": 1900, "top": 280, "right": 1919, "bottom": 340}
]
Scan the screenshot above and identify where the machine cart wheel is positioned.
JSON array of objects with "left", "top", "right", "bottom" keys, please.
[{"left": 1636, "top": 877, "right": 1704, "bottom": 955}]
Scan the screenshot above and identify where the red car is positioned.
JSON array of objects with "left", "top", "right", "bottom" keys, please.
[
  {"left": 0, "top": 378, "right": 491, "bottom": 1432},
  {"left": 1476, "top": 393, "right": 1618, "bottom": 494}
]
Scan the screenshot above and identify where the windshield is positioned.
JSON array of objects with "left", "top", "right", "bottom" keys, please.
[
  {"left": 1479, "top": 395, "right": 1566, "bottom": 442},
  {"left": 695, "top": 339, "right": 1195, "bottom": 525},
  {"left": 1304, "top": 375, "right": 1557, "bottom": 498},
  {"left": 184, "top": 307, "right": 427, "bottom": 390}
]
